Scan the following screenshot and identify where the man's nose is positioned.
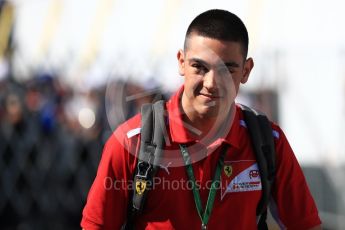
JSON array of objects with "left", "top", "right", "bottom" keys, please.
[{"left": 203, "top": 70, "right": 218, "bottom": 91}]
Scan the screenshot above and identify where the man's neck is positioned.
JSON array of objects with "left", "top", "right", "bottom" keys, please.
[{"left": 180, "top": 95, "right": 235, "bottom": 143}]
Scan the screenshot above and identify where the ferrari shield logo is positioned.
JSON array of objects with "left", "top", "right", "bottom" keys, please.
[
  {"left": 136, "top": 180, "right": 147, "bottom": 195},
  {"left": 224, "top": 165, "right": 232, "bottom": 177}
]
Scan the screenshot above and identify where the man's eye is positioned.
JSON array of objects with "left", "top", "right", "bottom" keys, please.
[
  {"left": 218, "top": 67, "right": 234, "bottom": 75},
  {"left": 192, "top": 64, "right": 208, "bottom": 74}
]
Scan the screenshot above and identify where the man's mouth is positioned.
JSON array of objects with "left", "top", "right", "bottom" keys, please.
[{"left": 199, "top": 93, "right": 222, "bottom": 99}]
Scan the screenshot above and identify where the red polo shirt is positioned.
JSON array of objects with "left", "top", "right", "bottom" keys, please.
[{"left": 81, "top": 87, "right": 321, "bottom": 229}]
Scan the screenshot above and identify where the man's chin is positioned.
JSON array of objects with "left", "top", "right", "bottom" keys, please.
[
  {"left": 197, "top": 103, "right": 233, "bottom": 118},
  {"left": 197, "top": 106, "right": 221, "bottom": 118}
]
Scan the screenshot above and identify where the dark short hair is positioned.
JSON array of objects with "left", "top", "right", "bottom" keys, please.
[{"left": 184, "top": 9, "right": 249, "bottom": 58}]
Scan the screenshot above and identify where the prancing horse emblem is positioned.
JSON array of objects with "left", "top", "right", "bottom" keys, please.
[
  {"left": 224, "top": 165, "right": 232, "bottom": 177},
  {"left": 136, "top": 180, "right": 147, "bottom": 195}
]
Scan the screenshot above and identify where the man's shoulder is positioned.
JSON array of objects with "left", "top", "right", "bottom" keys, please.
[
  {"left": 106, "top": 113, "right": 142, "bottom": 146},
  {"left": 235, "top": 103, "right": 282, "bottom": 140},
  {"left": 119, "top": 113, "right": 142, "bottom": 134}
]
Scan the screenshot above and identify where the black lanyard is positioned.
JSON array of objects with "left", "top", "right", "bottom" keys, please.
[{"left": 179, "top": 144, "right": 228, "bottom": 230}]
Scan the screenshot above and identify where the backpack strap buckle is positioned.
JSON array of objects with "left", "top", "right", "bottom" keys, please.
[
  {"left": 136, "top": 160, "right": 152, "bottom": 179},
  {"left": 136, "top": 144, "right": 156, "bottom": 179}
]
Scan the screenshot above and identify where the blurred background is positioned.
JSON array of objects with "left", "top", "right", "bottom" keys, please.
[{"left": 0, "top": 0, "right": 344, "bottom": 229}]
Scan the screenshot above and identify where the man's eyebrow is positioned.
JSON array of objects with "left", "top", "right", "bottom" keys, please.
[
  {"left": 188, "top": 58, "right": 209, "bottom": 66},
  {"left": 188, "top": 58, "right": 240, "bottom": 68}
]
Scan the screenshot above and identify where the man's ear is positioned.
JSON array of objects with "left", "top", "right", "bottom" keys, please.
[
  {"left": 241, "top": 57, "right": 254, "bottom": 84},
  {"left": 177, "top": 49, "right": 185, "bottom": 76}
]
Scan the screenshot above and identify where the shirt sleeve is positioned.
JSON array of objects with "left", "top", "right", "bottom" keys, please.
[
  {"left": 269, "top": 125, "right": 322, "bottom": 229},
  {"left": 81, "top": 128, "right": 137, "bottom": 230}
]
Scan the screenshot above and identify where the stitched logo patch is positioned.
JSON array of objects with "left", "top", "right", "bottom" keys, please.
[
  {"left": 135, "top": 180, "right": 147, "bottom": 195},
  {"left": 224, "top": 165, "right": 232, "bottom": 177},
  {"left": 221, "top": 162, "right": 262, "bottom": 200}
]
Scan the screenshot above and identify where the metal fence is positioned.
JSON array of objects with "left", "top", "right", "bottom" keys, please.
[{"left": 0, "top": 106, "right": 104, "bottom": 230}]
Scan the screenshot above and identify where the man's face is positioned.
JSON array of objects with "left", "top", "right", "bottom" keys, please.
[{"left": 177, "top": 34, "right": 254, "bottom": 119}]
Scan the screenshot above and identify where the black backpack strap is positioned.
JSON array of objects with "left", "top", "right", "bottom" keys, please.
[
  {"left": 122, "top": 100, "right": 166, "bottom": 230},
  {"left": 239, "top": 104, "right": 276, "bottom": 229}
]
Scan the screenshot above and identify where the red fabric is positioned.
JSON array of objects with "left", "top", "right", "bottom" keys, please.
[{"left": 81, "top": 87, "right": 321, "bottom": 230}]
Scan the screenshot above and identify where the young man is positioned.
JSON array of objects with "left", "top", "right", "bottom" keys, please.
[{"left": 81, "top": 9, "right": 322, "bottom": 229}]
